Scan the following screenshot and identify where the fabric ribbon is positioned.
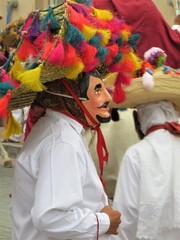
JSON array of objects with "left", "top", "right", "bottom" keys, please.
[
  {"left": 61, "top": 80, "right": 109, "bottom": 189},
  {"left": 146, "top": 121, "right": 180, "bottom": 137}
]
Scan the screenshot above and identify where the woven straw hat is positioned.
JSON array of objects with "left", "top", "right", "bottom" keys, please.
[
  {"left": 0, "top": 0, "right": 142, "bottom": 138},
  {"left": 3, "top": 0, "right": 141, "bottom": 111},
  {"left": 110, "top": 67, "right": 180, "bottom": 112}
]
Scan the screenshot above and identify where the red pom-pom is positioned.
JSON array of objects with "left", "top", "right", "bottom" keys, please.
[
  {"left": 116, "top": 72, "right": 131, "bottom": 85},
  {"left": 113, "top": 78, "right": 126, "bottom": 103}
]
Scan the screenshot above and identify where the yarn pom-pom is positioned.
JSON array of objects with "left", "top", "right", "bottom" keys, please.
[{"left": 142, "top": 71, "right": 154, "bottom": 90}]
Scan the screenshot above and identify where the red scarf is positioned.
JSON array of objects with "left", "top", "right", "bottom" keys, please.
[
  {"left": 62, "top": 80, "right": 109, "bottom": 189},
  {"left": 146, "top": 122, "right": 180, "bottom": 137}
]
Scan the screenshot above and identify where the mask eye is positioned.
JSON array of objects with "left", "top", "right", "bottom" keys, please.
[{"left": 94, "top": 83, "right": 102, "bottom": 95}]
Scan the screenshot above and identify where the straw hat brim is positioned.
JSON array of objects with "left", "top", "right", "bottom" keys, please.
[{"left": 110, "top": 70, "right": 180, "bottom": 112}]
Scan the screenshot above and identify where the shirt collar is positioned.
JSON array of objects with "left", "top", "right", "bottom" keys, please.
[{"left": 45, "top": 109, "right": 84, "bottom": 135}]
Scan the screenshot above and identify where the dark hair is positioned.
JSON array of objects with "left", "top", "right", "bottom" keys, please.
[{"left": 79, "top": 70, "right": 102, "bottom": 99}]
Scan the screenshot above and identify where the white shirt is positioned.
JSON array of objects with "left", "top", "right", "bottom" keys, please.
[
  {"left": 10, "top": 109, "right": 110, "bottom": 240},
  {"left": 112, "top": 101, "right": 180, "bottom": 240}
]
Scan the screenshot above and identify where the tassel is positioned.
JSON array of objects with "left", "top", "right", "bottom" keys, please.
[
  {"left": 22, "top": 13, "right": 33, "bottom": 31},
  {"left": 3, "top": 111, "right": 22, "bottom": 139},
  {"left": 116, "top": 72, "right": 131, "bottom": 86},
  {"left": 113, "top": 53, "right": 122, "bottom": 64},
  {"left": 62, "top": 44, "right": 77, "bottom": 66},
  {"left": 116, "top": 35, "right": 123, "bottom": 46},
  {"left": 48, "top": 40, "right": 65, "bottom": 65},
  {"left": 121, "top": 29, "right": 130, "bottom": 42},
  {"left": 40, "top": 6, "right": 60, "bottom": 32},
  {"left": 66, "top": 60, "right": 84, "bottom": 79},
  {"left": 105, "top": 44, "right": 119, "bottom": 65},
  {"left": 82, "top": 25, "right": 97, "bottom": 41},
  {"left": 1, "top": 69, "right": 20, "bottom": 88},
  {"left": 0, "top": 91, "right": 12, "bottom": 117},
  {"left": 68, "top": 5, "right": 90, "bottom": 31},
  {"left": 41, "top": 40, "right": 55, "bottom": 60},
  {"left": 9, "top": 57, "right": 25, "bottom": 81},
  {"left": 18, "top": 64, "right": 46, "bottom": 91},
  {"left": 68, "top": 2, "right": 90, "bottom": 15},
  {"left": 28, "top": 14, "right": 40, "bottom": 41},
  {"left": 128, "top": 33, "right": 140, "bottom": 48},
  {"left": 74, "top": 0, "right": 92, "bottom": 7},
  {"left": 34, "top": 31, "right": 48, "bottom": 50},
  {"left": 97, "top": 46, "right": 109, "bottom": 63},
  {"left": 89, "top": 35, "right": 101, "bottom": 47},
  {"left": 17, "top": 38, "right": 38, "bottom": 61},
  {"left": 92, "top": 7, "right": 113, "bottom": 21},
  {"left": 113, "top": 78, "right": 126, "bottom": 103},
  {"left": 64, "top": 18, "right": 85, "bottom": 47},
  {"left": 79, "top": 42, "right": 98, "bottom": 70},
  {"left": 98, "top": 29, "right": 111, "bottom": 46},
  {"left": 0, "top": 82, "right": 14, "bottom": 97}
]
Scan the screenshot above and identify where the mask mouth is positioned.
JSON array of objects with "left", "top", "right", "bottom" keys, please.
[{"left": 98, "top": 102, "right": 110, "bottom": 109}]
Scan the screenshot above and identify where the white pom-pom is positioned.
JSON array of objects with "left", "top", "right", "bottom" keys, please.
[{"left": 142, "top": 72, "right": 154, "bottom": 90}]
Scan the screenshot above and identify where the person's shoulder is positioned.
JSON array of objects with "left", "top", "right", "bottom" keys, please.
[{"left": 124, "top": 139, "right": 149, "bottom": 161}]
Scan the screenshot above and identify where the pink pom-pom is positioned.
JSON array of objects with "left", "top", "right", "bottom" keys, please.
[{"left": 48, "top": 41, "right": 65, "bottom": 65}]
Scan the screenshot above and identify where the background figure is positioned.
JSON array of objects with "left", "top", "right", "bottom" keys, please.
[
  {"left": 93, "top": 0, "right": 180, "bottom": 69},
  {"left": 85, "top": 109, "right": 139, "bottom": 199},
  {"left": 7, "top": 107, "right": 30, "bottom": 143},
  {"left": 172, "top": 14, "right": 180, "bottom": 33},
  {"left": 113, "top": 101, "right": 180, "bottom": 240}
]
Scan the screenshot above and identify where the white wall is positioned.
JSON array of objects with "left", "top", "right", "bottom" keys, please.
[
  {"left": 153, "top": 0, "right": 176, "bottom": 25},
  {"left": 0, "top": 0, "right": 177, "bottom": 31},
  {"left": 0, "top": 0, "right": 50, "bottom": 31}
]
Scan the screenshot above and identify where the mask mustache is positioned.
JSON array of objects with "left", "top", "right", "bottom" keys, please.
[{"left": 98, "top": 102, "right": 110, "bottom": 109}]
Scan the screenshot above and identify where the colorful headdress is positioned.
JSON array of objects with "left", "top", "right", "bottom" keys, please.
[
  {"left": 0, "top": 0, "right": 141, "bottom": 138},
  {"left": 109, "top": 48, "right": 180, "bottom": 111}
]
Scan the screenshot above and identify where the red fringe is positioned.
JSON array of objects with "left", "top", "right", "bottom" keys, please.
[
  {"left": 0, "top": 91, "right": 12, "bottom": 117},
  {"left": 113, "top": 78, "right": 126, "bottom": 103},
  {"left": 17, "top": 38, "right": 38, "bottom": 61}
]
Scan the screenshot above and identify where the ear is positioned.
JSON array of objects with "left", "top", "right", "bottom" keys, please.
[{"left": 132, "top": 110, "right": 145, "bottom": 140}]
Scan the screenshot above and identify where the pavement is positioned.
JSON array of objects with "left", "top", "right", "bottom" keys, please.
[
  {"left": 0, "top": 157, "right": 14, "bottom": 240},
  {"left": 0, "top": 127, "right": 22, "bottom": 240}
]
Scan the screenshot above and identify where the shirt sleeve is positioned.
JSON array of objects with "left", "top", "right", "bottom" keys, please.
[
  {"left": 112, "top": 148, "right": 140, "bottom": 240},
  {"left": 31, "top": 141, "right": 110, "bottom": 239}
]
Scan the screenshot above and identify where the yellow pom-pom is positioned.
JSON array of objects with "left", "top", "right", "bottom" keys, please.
[
  {"left": 98, "top": 29, "right": 111, "bottom": 46},
  {"left": 18, "top": 64, "right": 46, "bottom": 92},
  {"left": 121, "top": 29, "right": 130, "bottom": 42},
  {"left": 82, "top": 25, "right": 97, "bottom": 41},
  {"left": 66, "top": 61, "right": 84, "bottom": 79},
  {"left": 92, "top": 7, "right": 113, "bottom": 21},
  {"left": 3, "top": 111, "right": 22, "bottom": 139}
]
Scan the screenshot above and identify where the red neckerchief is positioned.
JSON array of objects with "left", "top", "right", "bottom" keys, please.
[
  {"left": 61, "top": 80, "right": 109, "bottom": 189},
  {"left": 146, "top": 122, "right": 180, "bottom": 137}
]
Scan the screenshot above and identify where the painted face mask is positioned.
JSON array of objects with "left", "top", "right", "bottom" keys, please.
[{"left": 81, "top": 74, "right": 112, "bottom": 125}]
